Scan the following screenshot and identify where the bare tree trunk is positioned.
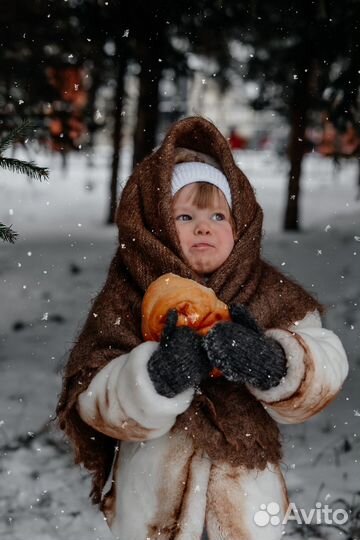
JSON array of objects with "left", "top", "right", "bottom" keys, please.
[
  {"left": 85, "top": 72, "right": 100, "bottom": 167},
  {"left": 107, "top": 48, "right": 127, "bottom": 225},
  {"left": 132, "top": 42, "right": 162, "bottom": 168},
  {"left": 284, "top": 66, "right": 311, "bottom": 231}
]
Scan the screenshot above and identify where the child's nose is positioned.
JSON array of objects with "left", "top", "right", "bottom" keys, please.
[{"left": 194, "top": 219, "right": 211, "bottom": 234}]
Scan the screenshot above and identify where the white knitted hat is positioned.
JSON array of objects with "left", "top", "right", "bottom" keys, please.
[{"left": 171, "top": 162, "right": 232, "bottom": 208}]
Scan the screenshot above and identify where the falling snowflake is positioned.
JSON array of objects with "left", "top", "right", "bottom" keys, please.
[
  {"left": 41, "top": 312, "right": 49, "bottom": 321},
  {"left": 354, "top": 410, "right": 360, "bottom": 417}
]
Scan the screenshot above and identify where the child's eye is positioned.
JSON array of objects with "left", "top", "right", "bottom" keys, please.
[
  {"left": 176, "top": 214, "right": 192, "bottom": 221},
  {"left": 212, "top": 213, "right": 226, "bottom": 221}
]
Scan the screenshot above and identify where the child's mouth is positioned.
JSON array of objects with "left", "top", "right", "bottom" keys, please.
[{"left": 192, "top": 243, "right": 215, "bottom": 250}]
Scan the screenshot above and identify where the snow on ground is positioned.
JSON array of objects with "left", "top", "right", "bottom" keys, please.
[{"left": 0, "top": 146, "right": 359, "bottom": 539}]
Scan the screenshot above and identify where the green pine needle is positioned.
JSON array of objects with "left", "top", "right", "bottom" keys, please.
[
  {"left": 0, "top": 156, "right": 49, "bottom": 181},
  {"left": 0, "top": 120, "right": 49, "bottom": 244},
  {"left": 0, "top": 223, "right": 19, "bottom": 243},
  {"left": 0, "top": 120, "right": 32, "bottom": 154}
]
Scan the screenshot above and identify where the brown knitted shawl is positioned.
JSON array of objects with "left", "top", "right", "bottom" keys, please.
[{"left": 56, "top": 116, "right": 322, "bottom": 505}]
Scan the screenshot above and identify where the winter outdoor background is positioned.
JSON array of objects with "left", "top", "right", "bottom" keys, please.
[
  {"left": 0, "top": 145, "right": 359, "bottom": 540},
  {"left": 1, "top": 2, "right": 360, "bottom": 539}
]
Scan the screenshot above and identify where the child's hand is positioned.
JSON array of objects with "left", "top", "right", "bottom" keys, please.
[
  {"left": 147, "top": 309, "right": 211, "bottom": 398},
  {"left": 203, "top": 305, "right": 287, "bottom": 390}
]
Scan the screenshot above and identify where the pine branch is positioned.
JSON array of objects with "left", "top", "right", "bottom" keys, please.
[
  {"left": 0, "top": 120, "right": 49, "bottom": 244},
  {"left": 0, "top": 223, "right": 19, "bottom": 243},
  {"left": 0, "top": 120, "right": 32, "bottom": 154},
  {"left": 0, "top": 157, "right": 49, "bottom": 181}
]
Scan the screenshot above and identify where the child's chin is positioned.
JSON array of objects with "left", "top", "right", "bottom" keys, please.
[
  {"left": 184, "top": 252, "right": 221, "bottom": 275},
  {"left": 190, "top": 260, "right": 218, "bottom": 275}
]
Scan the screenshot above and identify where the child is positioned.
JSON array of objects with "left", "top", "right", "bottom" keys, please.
[{"left": 57, "top": 116, "right": 348, "bottom": 540}]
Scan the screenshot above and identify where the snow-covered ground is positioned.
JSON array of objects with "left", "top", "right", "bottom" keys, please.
[{"left": 0, "top": 146, "right": 359, "bottom": 539}]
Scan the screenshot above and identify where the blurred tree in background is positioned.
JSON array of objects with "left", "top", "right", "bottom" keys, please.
[
  {"left": 237, "top": 0, "right": 360, "bottom": 229},
  {"left": 0, "top": 1, "right": 94, "bottom": 152},
  {"left": 1, "top": 0, "right": 359, "bottom": 229}
]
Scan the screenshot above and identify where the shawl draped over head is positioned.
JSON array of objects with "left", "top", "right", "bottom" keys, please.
[{"left": 56, "top": 116, "right": 322, "bottom": 505}]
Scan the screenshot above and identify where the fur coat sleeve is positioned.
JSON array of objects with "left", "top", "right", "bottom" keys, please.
[
  {"left": 77, "top": 341, "right": 194, "bottom": 441},
  {"left": 246, "top": 310, "right": 349, "bottom": 423}
]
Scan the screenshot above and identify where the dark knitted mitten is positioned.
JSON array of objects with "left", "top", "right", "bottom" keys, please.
[
  {"left": 147, "top": 310, "right": 211, "bottom": 398},
  {"left": 203, "top": 304, "right": 287, "bottom": 390}
]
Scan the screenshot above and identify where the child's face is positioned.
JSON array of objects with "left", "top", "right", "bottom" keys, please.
[{"left": 173, "top": 183, "right": 235, "bottom": 276}]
